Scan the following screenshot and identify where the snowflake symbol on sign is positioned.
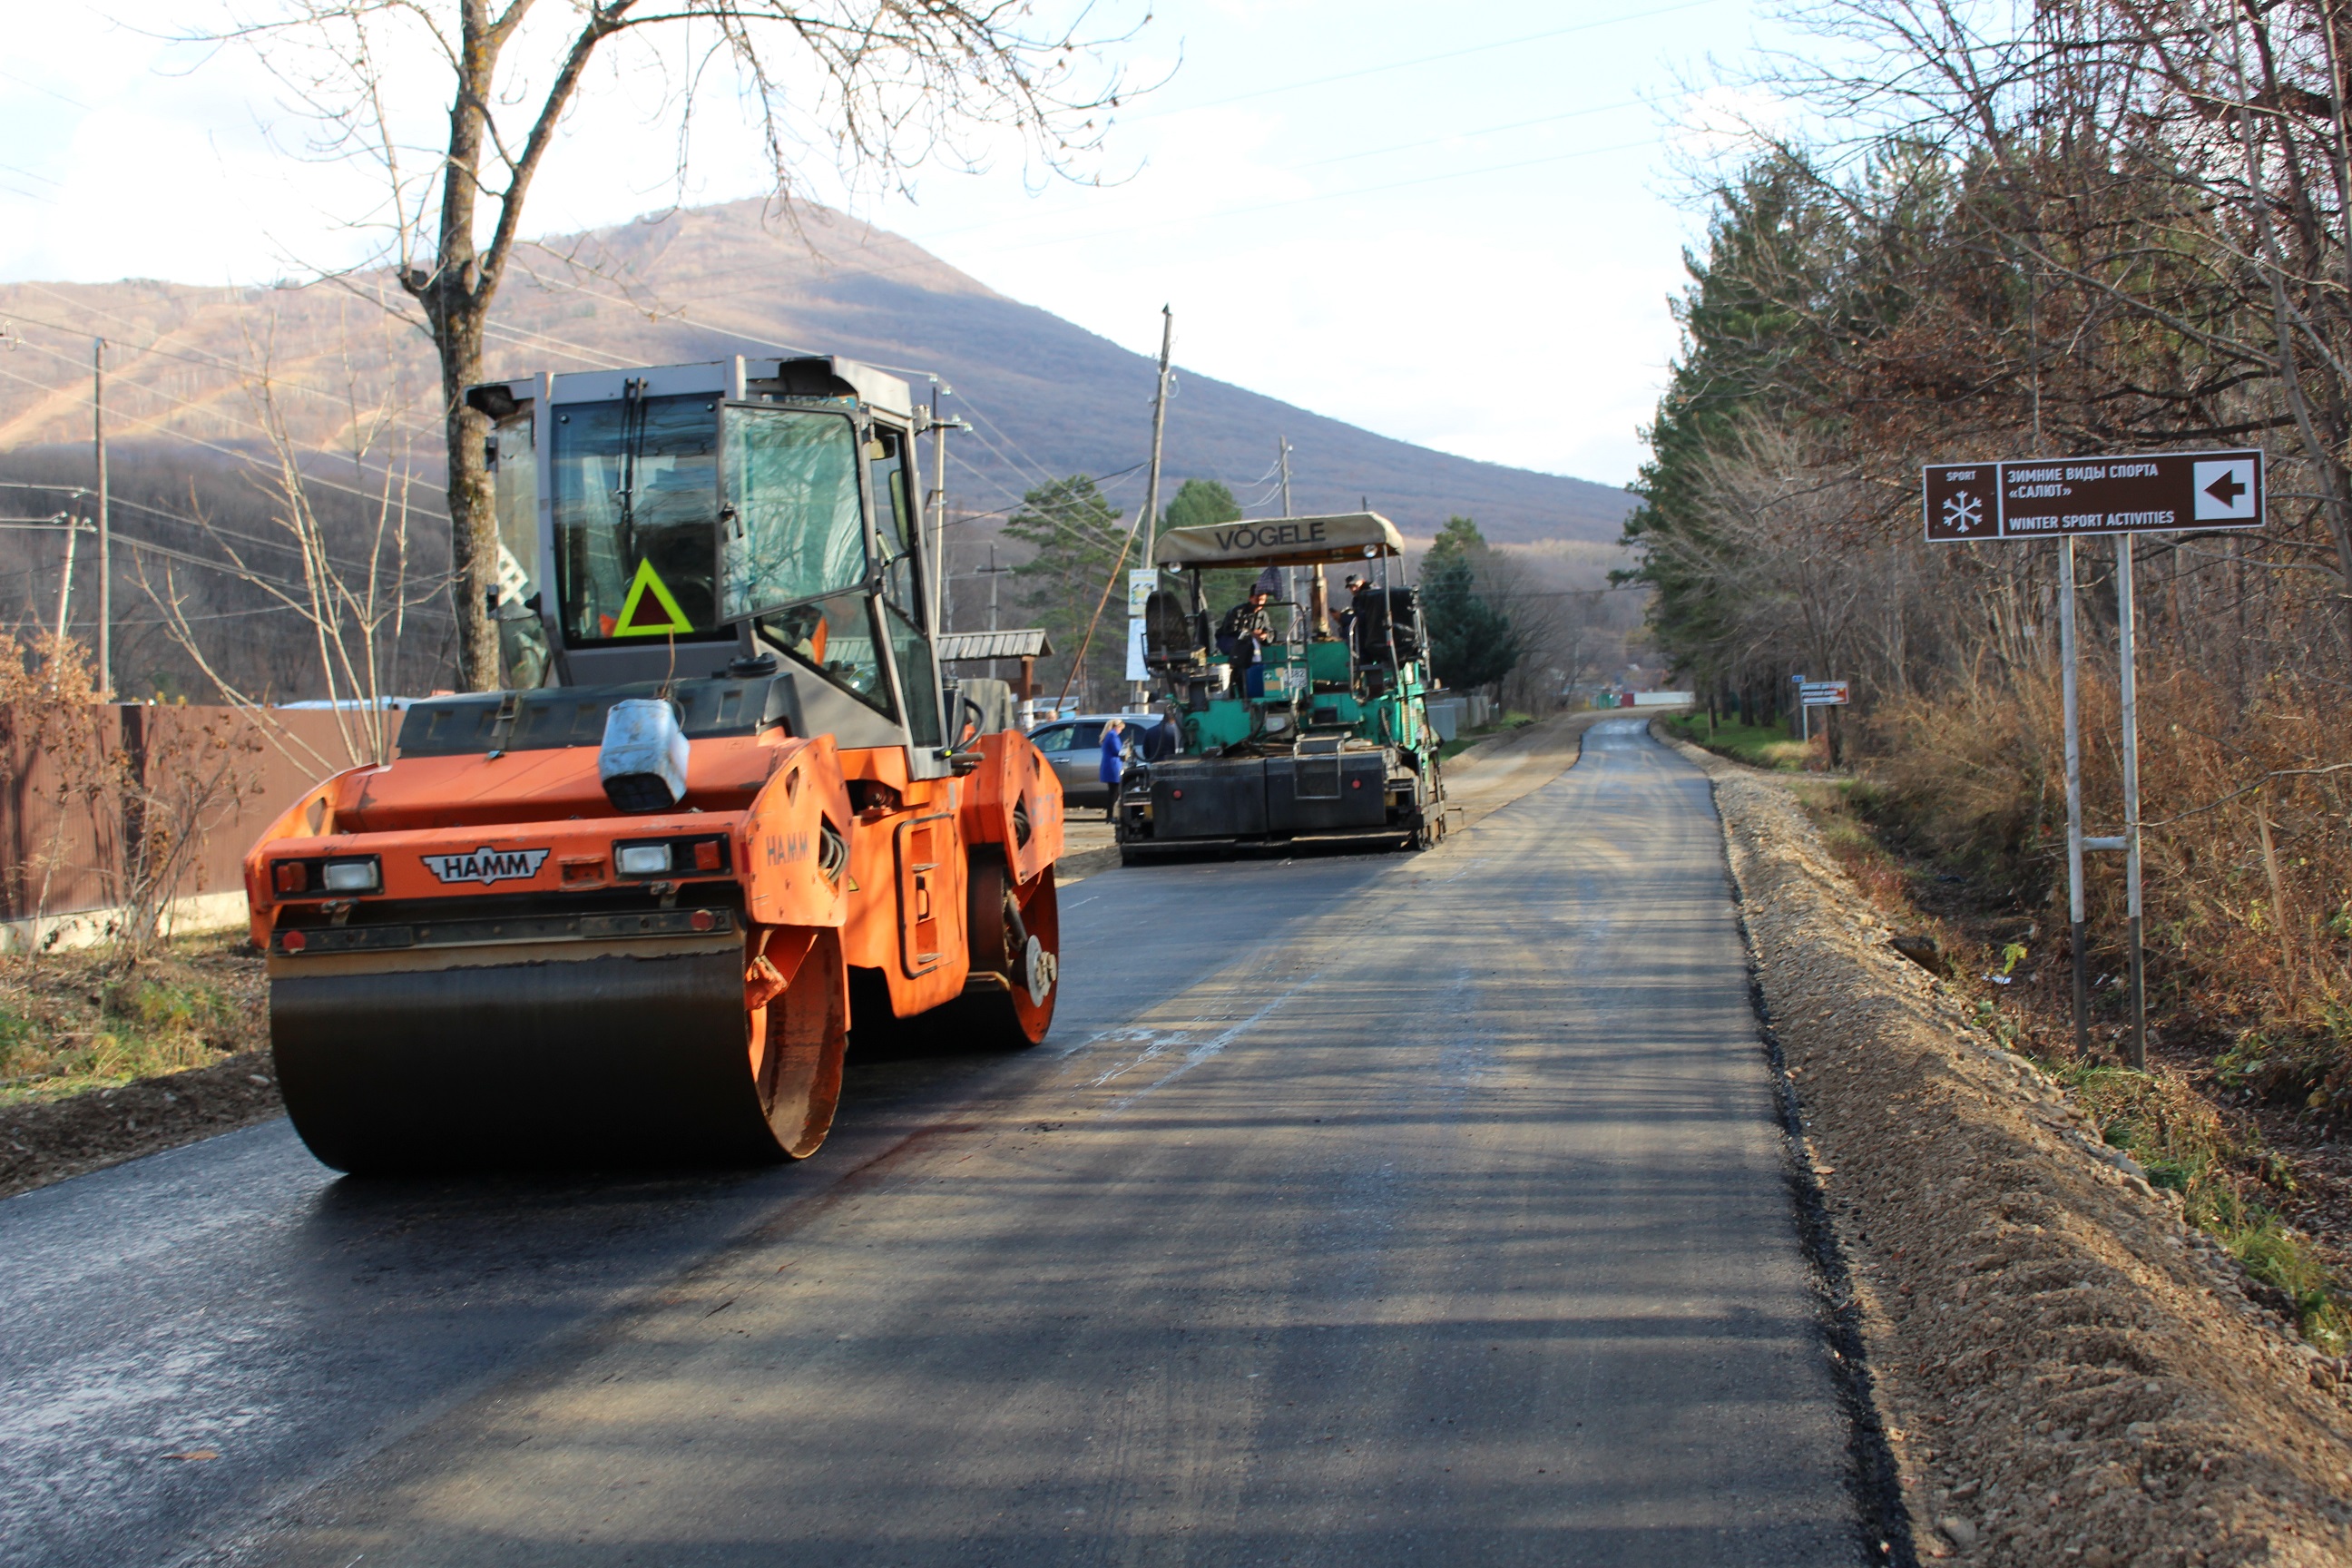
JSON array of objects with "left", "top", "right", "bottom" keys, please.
[{"left": 1942, "top": 491, "right": 1983, "bottom": 534}]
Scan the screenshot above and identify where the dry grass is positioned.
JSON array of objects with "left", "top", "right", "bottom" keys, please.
[
  {"left": 1859, "top": 662, "right": 2352, "bottom": 1106},
  {"left": 0, "top": 931, "right": 266, "bottom": 1107},
  {"left": 1778, "top": 701, "right": 2352, "bottom": 1354}
]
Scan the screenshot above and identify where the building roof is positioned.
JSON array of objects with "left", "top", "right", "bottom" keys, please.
[{"left": 936, "top": 628, "right": 1054, "bottom": 662}]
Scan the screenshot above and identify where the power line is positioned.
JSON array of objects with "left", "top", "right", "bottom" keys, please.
[
  {"left": 0, "top": 360, "right": 446, "bottom": 519},
  {"left": 479, "top": 116, "right": 1666, "bottom": 342},
  {"left": 1283, "top": 97, "right": 1648, "bottom": 172},
  {"left": 2, "top": 330, "right": 447, "bottom": 501},
  {"left": 9, "top": 288, "right": 444, "bottom": 440},
  {"left": 0, "top": 478, "right": 415, "bottom": 576}
]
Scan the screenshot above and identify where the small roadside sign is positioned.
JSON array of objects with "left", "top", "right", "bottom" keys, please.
[
  {"left": 1800, "top": 681, "right": 1849, "bottom": 708},
  {"left": 1127, "top": 568, "right": 1159, "bottom": 617},
  {"left": 1922, "top": 449, "right": 2263, "bottom": 542}
]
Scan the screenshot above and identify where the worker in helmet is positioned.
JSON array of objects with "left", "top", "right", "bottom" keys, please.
[
  {"left": 1334, "top": 574, "right": 1368, "bottom": 643},
  {"left": 1218, "top": 587, "right": 1275, "bottom": 700}
]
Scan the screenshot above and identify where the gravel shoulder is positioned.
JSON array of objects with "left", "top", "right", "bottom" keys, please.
[
  {"left": 1658, "top": 722, "right": 2352, "bottom": 1566},
  {"left": 1, "top": 1048, "right": 282, "bottom": 1200}
]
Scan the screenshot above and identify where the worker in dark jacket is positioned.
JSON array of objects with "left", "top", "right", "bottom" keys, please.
[
  {"left": 1144, "top": 703, "right": 1182, "bottom": 761},
  {"left": 1218, "top": 589, "right": 1275, "bottom": 699},
  {"left": 1334, "top": 574, "right": 1368, "bottom": 642}
]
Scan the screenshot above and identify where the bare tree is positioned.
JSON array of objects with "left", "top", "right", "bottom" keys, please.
[
  {"left": 1731, "top": 0, "right": 2352, "bottom": 632},
  {"left": 207, "top": 0, "right": 1143, "bottom": 690},
  {"left": 142, "top": 332, "right": 436, "bottom": 772}
]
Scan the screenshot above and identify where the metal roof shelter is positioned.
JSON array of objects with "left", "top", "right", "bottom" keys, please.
[
  {"left": 936, "top": 628, "right": 1053, "bottom": 701},
  {"left": 936, "top": 629, "right": 1054, "bottom": 662}
]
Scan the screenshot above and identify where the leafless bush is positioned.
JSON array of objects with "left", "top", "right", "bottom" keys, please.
[{"left": 141, "top": 338, "right": 436, "bottom": 772}]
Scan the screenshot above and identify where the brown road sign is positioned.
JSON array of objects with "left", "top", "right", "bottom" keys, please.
[{"left": 1922, "top": 450, "right": 2263, "bottom": 543}]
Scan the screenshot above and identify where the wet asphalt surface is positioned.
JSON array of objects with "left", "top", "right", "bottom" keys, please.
[{"left": 0, "top": 720, "right": 1861, "bottom": 1566}]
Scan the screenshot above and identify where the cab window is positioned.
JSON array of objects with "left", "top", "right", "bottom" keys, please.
[
  {"left": 757, "top": 592, "right": 887, "bottom": 714},
  {"left": 720, "top": 405, "right": 866, "bottom": 621},
  {"left": 552, "top": 394, "right": 727, "bottom": 644}
]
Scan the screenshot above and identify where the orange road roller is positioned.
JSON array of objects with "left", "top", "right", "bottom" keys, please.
[{"left": 242, "top": 356, "right": 1064, "bottom": 1171}]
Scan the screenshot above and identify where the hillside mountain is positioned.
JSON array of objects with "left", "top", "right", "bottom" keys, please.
[{"left": 0, "top": 201, "right": 1632, "bottom": 544}]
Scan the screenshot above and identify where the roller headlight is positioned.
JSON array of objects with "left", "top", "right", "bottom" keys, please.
[
  {"left": 614, "top": 843, "right": 671, "bottom": 876},
  {"left": 319, "top": 858, "right": 380, "bottom": 893}
]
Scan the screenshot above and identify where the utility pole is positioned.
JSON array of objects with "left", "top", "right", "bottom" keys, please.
[
  {"left": 93, "top": 338, "right": 110, "bottom": 697},
  {"left": 1282, "top": 435, "right": 1327, "bottom": 634},
  {"left": 53, "top": 511, "right": 78, "bottom": 651},
  {"left": 978, "top": 543, "right": 1014, "bottom": 683},
  {"left": 1140, "top": 307, "right": 1173, "bottom": 573},
  {"left": 1133, "top": 306, "right": 1174, "bottom": 708}
]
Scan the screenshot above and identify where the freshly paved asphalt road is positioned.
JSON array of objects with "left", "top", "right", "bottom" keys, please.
[{"left": 0, "top": 720, "right": 1858, "bottom": 1567}]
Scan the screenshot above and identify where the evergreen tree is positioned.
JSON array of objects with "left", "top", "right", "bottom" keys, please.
[
  {"left": 1419, "top": 516, "right": 1521, "bottom": 691},
  {"left": 1620, "top": 155, "right": 1871, "bottom": 694},
  {"left": 1003, "top": 475, "right": 1132, "bottom": 707},
  {"left": 1161, "top": 478, "right": 1240, "bottom": 533}
]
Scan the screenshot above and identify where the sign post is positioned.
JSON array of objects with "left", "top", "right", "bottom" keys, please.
[
  {"left": 1923, "top": 450, "right": 2264, "bottom": 1068},
  {"left": 2059, "top": 537, "right": 2088, "bottom": 1053},
  {"left": 2117, "top": 534, "right": 2147, "bottom": 1063}
]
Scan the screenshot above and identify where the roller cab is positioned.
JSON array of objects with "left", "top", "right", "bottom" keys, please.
[{"left": 247, "top": 357, "right": 1063, "bottom": 1172}]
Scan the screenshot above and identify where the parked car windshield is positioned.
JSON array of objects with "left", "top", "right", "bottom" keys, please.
[{"left": 1029, "top": 718, "right": 1157, "bottom": 755}]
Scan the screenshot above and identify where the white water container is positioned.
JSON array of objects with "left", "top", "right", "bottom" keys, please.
[{"left": 600, "top": 698, "right": 691, "bottom": 813}]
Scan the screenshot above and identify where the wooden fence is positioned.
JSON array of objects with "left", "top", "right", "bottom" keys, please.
[{"left": 0, "top": 705, "right": 369, "bottom": 941}]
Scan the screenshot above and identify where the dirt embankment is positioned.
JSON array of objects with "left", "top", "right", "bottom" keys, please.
[
  {"left": 1663, "top": 727, "right": 2352, "bottom": 1566},
  {"left": 1, "top": 1049, "right": 282, "bottom": 1200}
]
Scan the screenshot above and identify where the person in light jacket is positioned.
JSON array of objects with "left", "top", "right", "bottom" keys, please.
[{"left": 1097, "top": 718, "right": 1127, "bottom": 819}]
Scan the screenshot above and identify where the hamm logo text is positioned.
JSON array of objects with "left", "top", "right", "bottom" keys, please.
[{"left": 421, "top": 847, "right": 552, "bottom": 886}]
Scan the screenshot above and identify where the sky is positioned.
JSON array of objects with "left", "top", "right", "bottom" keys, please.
[{"left": 0, "top": 0, "right": 1792, "bottom": 490}]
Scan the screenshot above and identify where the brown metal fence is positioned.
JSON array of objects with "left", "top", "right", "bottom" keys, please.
[{"left": 0, "top": 706, "right": 364, "bottom": 924}]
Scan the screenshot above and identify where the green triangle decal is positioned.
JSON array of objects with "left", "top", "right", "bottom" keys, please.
[{"left": 612, "top": 558, "right": 693, "bottom": 637}]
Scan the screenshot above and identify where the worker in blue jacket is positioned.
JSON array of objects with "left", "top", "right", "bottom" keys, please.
[{"left": 1097, "top": 717, "right": 1127, "bottom": 819}]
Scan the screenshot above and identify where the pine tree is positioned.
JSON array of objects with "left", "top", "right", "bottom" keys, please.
[
  {"left": 1420, "top": 516, "right": 1521, "bottom": 691},
  {"left": 1003, "top": 475, "right": 1132, "bottom": 707},
  {"left": 1158, "top": 478, "right": 1258, "bottom": 618}
]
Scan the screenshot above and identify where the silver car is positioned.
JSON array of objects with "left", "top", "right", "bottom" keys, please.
[{"left": 1025, "top": 713, "right": 1164, "bottom": 809}]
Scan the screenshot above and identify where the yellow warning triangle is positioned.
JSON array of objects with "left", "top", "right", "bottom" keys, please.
[{"left": 612, "top": 558, "right": 693, "bottom": 637}]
